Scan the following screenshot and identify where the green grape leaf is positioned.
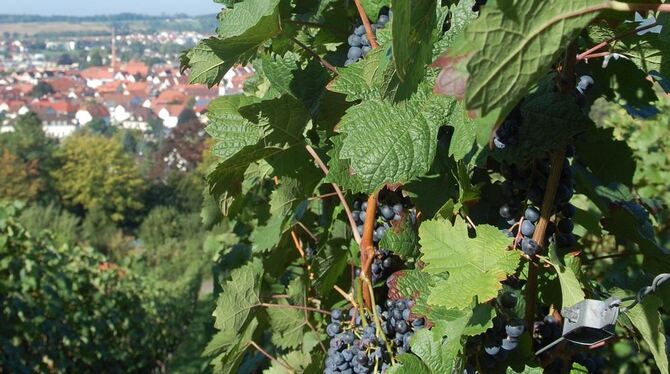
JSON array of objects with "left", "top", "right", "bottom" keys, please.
[
  {"left": 206, "top": 317, "right": 259, "bottom": 374},
  {"left": 213, "top": 259, "right": 263, "bottom": 332},
  {"left": 325, "top": 135, "right": 367, "bottom": 193},
  {"left": 447, "top": 102, "right": 480, "bottom": 163},
  {"left": 419, "top": 217, "right": 519, "bottom": 309},
  {"left": 548, "top": 245, "right": 586, "bottom": 308},
  {"left": 313, "top": 241, "right": 351, "bottom": 298},
  {"left": 328, "top": 46, "right": 392, "bottom": 102},
  {"left": 574, "top": 165, "right": 668, "bottom": 258},
  {"left": 391, "top": 270, "right": 461, "bottom": 322},
  {"left": 267, "top": 301, "right": 305, "bottom": 350},
  {"left": 387, "top": 353, "right": 431, "bottom": 374},
  {"left": 255, "top": 53, "right": 332, "bottom": 111},
  {"left": 380, "top": 218, "right": 419, "bottom": 258},
  {"left": 207, "top": 96, "right": 310, "bottom": 213},
  {"left": 493, "top": 88, "right": 593, "bottom": 164},
  {"left": 454, "top": 161, "right": 481, "bottom": 206},
  {"left": 587, "top": 57, "right": 658, "bottom": 108},
  {"left": 207, "top": 95, "right": 263, "bottom": 160},
  {"left": 391, "top": 0, "right": 437, "bottom": 99},
  {"left": 263, "top": 350, "right": 314, "bottom": 374},
  {"left": 436, "top": 0, "right": 602, "bottom": 121},
  {"left": 575, "top": 125, "right": 636, "bottom": 186},
  {"left": 507, "top": 366, "right": 544, "bottom": 374},
  {"left": 337, "top": 90, "right": 453, "bottom": 192},
  {"left": 360, "top": 0, "right": 390, "bottom": 21},
  {"left": 181, "top": 0, "right": 281, "bottom": 87},
  {"left": 406, "top": 328, "right": 459, "bottom": 373},
  {"left": 619, "top": 294, "right": 669, "bottom": 374}
]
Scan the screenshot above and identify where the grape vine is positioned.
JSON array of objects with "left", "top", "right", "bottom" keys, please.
[{"left": 180, "top": 0, "right": 670, "bottom": 373}]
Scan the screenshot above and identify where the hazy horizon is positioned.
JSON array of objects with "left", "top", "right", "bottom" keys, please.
[{"left": 2, "top": 0, "right": 222, "bottom": 17}]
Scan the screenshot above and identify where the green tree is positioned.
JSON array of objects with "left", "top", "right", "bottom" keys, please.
[
  {"left": 0, "top": 149, "right": 41, "bottom": 200},
  {"left": 53, "top": 134, "right": 145, "bottom": 223},
  {"left": 57, "top": 53, "right": 75, "bottom": 65},
  {"left": 81, "top": 205, "right": 117, "bottom": 252},
  {"left": 30, "top": 81, "right": 54, "bottom": 98},
  {"left": 86, "top": 118, "right": 116, "bottom": 137},
  {"left": 88, "top": 50, "right": 104, "bottom": 67},
  {"left": 0, "top": 113, "right": 56, "bottom": 200}
]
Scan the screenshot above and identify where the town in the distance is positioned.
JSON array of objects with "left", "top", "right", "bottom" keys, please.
[{"left": 0, "top": 15, "right": 254, "bottom": 139}]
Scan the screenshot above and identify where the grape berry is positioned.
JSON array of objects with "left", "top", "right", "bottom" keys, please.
[{"left": 345, "top": 11, "right": 391, "bottom": 66}]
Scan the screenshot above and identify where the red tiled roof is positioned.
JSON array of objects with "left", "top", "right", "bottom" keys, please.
[
  {"left": 81, "top": 67, "right": 114, "bottom": 81},
  {"left": 121, "top": 60, "right": 149, "bottom": 77}
]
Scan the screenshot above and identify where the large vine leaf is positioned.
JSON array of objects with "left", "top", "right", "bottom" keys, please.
[
  {"left": 575, "top": 125, "right": 636, "bottom": 186},
  {"left": 206, "top": 317, "right": 259, "bottom": 374},
  {"left": 207, "top": 95, "right": 263, "bottom": 160},
  {"left": 267, "top": 300, "right": 305, "bottom": 350},
  {"left": 360, "top": 0, "right": 390, "bottom": 21},
  {"left": 207, "top": 96, "right": 311, "bottom": 213},
  {"left": 435, "top": 0, "right": 603, "bottom": 121},
  {"left": 336, "top": 89, "right": 453, "bottom": 192},
  {"left": 380, "top": 219, "right": 419, "bottom": 258},
  {"left": 619, "top": 293, "right": 669, "bottom": 374},
  {"left": 251, "top": 178, "right": 307, "bottom": 253},
  {"left": 419, "top": 217, "right": 519, "bottom": 309},
  {"left": 548, "top": 245, "right": 586, "bottom": 308},
  {"left": 213, "top": 259, "right": 263, "bottom": 332},
  {"left": 181, "top": 0, "right": 281, "bottom": 87},
  {"left": 391, "top": 0, "right": 437, "bottom": 99},
  {"left": 328, "top": 47, "right": 392, "bottom": 102}
]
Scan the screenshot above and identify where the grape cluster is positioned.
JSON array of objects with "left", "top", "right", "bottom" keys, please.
[
  {"left": 481, "top": 315, "right": 524, "bottom": 365},
  {"left": 523, "top": 156, "right": 577, "bottom": 253},
  {"left": 572, "top": 352, "right": 606, "bottom": 373},
  {"left": 533, "top": 312, "right": 562, "bottom": 352},
  {"left": 345, "top": 10, "right": 391, "bottom": 66},
  {"left": 352, "top": 196, "right": 415, "bottom": 242},
  {"left": 498, "top": 164, "right": 532, "bottom": 225},
  {"left": 325, "top": 308, "right": 390, "bottom": 374},
  {"left": 493, "top": 106, "right": 522, "bottom": 150},
  {"left": 352, "top": 193, "right": 416, "bottom": 282},
  {"left": 371, "top": 248, "right": 395, "bottom": 283},
  {"left": 380, "top": 299, "right": 425, "bottom": 355},
  {"left": 472, "top": 0, "right": 488, "bottom": 12}
]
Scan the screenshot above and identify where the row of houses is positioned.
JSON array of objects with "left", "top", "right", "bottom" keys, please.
[{"left": 0, "top": 61, "right": 255, "bottom": 138}]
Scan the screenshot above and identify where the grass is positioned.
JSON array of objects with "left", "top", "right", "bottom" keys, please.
[{"left": 167, "top": 294, "right": 215, "bottom": 374}]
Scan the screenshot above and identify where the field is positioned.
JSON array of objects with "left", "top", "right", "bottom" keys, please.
[{"left": 0, "top": 22, "right": 111, "bottom": 36}]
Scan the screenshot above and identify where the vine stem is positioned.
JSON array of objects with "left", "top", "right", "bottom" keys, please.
[
  {"left": 288, "top": 36, "right": 338, "bottom": 74},
  {"left": 290, "top": 230, "right": 306, "bottom": 258},
  {"left": 353, "top": 0, "right": 379, "bottom": 49},
  {"left": 359, "top": 193, "right": 378, "bottom": 310},
  {"left": 260, "top": 302, "right": 332, "bottom": 315},
  {"left": 524, "top": 147, "right": 567, "bottom": 335},
  {"left": 249, "top": 341, "right": 295, "bottom": 373},
  {"left": 576, "top": 21, "right": 660, "bottom": 61},
  {"left": 305, "top": 145, "right": 361, "bottom": 244},
  {"left": 525, "top": 43, "right": 575, "bottom": 336}
]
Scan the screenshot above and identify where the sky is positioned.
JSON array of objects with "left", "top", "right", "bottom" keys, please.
[{"left": 3, "top": 0, "right": 222, "bottom": 16}]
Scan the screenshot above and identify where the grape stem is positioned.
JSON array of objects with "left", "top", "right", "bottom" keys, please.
[
  {"left": 295, "top": 221, "right": 318, "bottom": 241},
  {"left": 359, "top": 193, "right": 378, "bottom": 309},
  {"left": 288, "top": 36, "right": 338, "bottom": 74},
  {"left": 249, "top": 341, "right": 295, "bottom": 373},
  {"left": 305, "top": 145, "right": 362, "bottom": 243},
  {"left": 576, "top": 21, "right": 660, "bottom": 61},
  {"left": 259, "top": 302, "right": 332, "bottom": 315},
  {"left": 353, "top": 0, "right": 379, "bottom": 49},
  {"left": 290, "top": 230, "right": 306, "bottom": 258}
]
